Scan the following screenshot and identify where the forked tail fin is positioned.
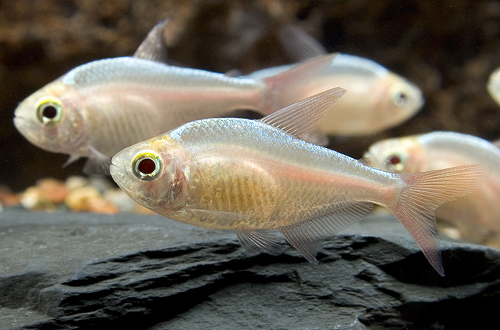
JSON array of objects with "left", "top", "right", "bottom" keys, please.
[
  {"left": 390, "top": 164, "right": 490, "bottom": 276},
  {"left": 261, "top": 53, "right": 337, "bottom": 116}
]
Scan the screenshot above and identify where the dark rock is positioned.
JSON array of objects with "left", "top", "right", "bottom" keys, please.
[{"left": 1, "top": 208, "right": 499, "bottom": 330}]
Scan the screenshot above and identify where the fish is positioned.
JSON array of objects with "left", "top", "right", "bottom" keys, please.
[
  {"left": 487, "top": 67, "right": 500, "bottom": 106},
  {"left": 245, "top": 24, "right": 425, "bottom": 136},
  {"left": 110, "top": 88, "right": 489, "bottom": 276},
  {"left": 364, "top": 131, "right": 500, "bottom": 245},
  {"left": 13, "top": 20, "right": 337, "bottom": 174}
]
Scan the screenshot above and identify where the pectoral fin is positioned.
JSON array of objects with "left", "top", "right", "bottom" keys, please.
[
  {"left": 280, "top": 202, "right": 373, "bottom": 263},
  {"left": 62, "top": 154, "right": 81, "bottom": 168},
  {"left": 83, "top": 146, "right": 111, "bottom": 176}
]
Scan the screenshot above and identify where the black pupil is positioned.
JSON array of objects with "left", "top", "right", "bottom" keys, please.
[
  {"left": 42, "top": 105, "right": 58, "bottom": 119},
  {"left": 397, "top": 92, "right": 407, "bottom": 104},
  {"left": 389, "top": 156, "right": 401, "bottom": 165},
  {"left": 138, "top": 158, "right": 156, "bottom": 174}
]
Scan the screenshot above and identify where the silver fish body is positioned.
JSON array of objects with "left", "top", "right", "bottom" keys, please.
[
  {"left": 13, "top": 48, "right": 339, "bottom": 173},
  {"left": 246, "top": 53, "right": 424, "bottom": 135},
  {"left": 110, "top": 90, "right": 487, "bottom": 275},
  {"left": 14, "top": 57, "right": 264, "bottom": 160},
  {"left": 364, "top": 131, "right": 500, "bottom": 244}
]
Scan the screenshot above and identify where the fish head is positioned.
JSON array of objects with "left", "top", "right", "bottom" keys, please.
[
  {"left": 13, "top": 80, "right": 88, "bottom": 156},
  {"left": 110, "top": 134, "right": 190, "bottom": 213},
  {"left": 487, "top": 67, "right": 500, "bottom": 106},
  {"left": 364, "top": 135, "right": 427, "bottom": 173},
  {"left": 376, "top": 73, "right": 424, "bottom": 128}
]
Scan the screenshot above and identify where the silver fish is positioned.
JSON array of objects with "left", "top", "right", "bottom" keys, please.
[
  {"left": 364, "top": 131, "right": 500, "bottom": 244},
  {"left": 488, "top": 67, "right": 500, "bottom": 106},
  {"left": 246, "top": 23, "right": 424, "bottom": 136},
  {"left": 110, "top": 89, "right": 488, "bottom": 276},
  {"left": 13, "top": 20, "right": 338, "bottom": 174},
  {"left": 246, "top": 53, "right": 424, "bottom": 136}
]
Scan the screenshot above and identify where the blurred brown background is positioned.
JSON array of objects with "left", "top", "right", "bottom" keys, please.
[{"left": 2, "top": 0, "right": 500, "bottom": 191}]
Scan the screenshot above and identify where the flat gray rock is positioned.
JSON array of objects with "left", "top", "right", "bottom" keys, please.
[{"left": 0, "top": 208, "right": 499, "bottom": 330}]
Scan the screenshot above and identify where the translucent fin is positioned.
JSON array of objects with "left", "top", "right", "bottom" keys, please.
[
  {"left": 83, "top": 158, "right": 111, "bottom": 176},
  {"left": 277, "top": 23, "right": 328, "bottom": 62},
  {"left": 298, "top": 128, "right": 329, "bottom": 146},
  {"left": 280, "top": 202, "right": 373, "bottom": 263},
  {"left": 62, "top": 154, "right": 81, "bottom": 168},
  {"left": 391, "top": 164, "right": 490, "bottom": 276},
  {"left": 358, "top": 157, "right": 374, "bottom": 167},
  {"left": 134, "top": 19, "right": 169, "bottom": 63},
  {"left": 259, "top": 87, "right": 345, "bottom": 139},
  {"left": 83, "top": 146, "right": 111, "bottom": 176},
  {"left": 225, "top": 68, "right": 242, "bottom": 77},
  {"left": 261, "top": 53, "right": 338, "bottom": 115},
  {"left": 236, "top": 230, "right": 282, "bottom": 256}
]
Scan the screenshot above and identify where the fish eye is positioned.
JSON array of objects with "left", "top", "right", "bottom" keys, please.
[
  {"left": 392, "top": 90, "right": 409, "bottom": 107},
  {"left": 384, "top": 151, "right": 407, "bottom": 172},
  {"left": 36, "top": 97, "right": 63, "bottom": 126},
  {"left": 132, "top": 151, "right": 163, "bottom": 181}
]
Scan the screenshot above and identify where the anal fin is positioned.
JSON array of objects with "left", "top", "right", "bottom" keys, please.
[
  {"left": 280, "top": 202, "right": 373, "bottom": 263},
  {"left": 236, "top": 230, "right": 282, "bottom": 256}
]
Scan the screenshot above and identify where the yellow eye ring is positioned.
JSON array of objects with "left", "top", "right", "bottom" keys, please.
[
  {"left": 132, "top": 151, "right": 163, "bottom": 181},
  {"left": 36, "top": 97, "right": 63, "bottom": 126}
]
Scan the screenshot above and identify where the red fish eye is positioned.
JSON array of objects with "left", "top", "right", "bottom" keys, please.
[
  {"left": 389, "top": 155, "right": 401, "bottom": 165},
  {"left": 42, "top": 105, "right": 58, "bottom": 119},
  {"left": 138, "top": 158, "right": 156, "bottom": 174}
]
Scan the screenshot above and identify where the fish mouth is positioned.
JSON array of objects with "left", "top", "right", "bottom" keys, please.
[
  {"left": 109, "top": 163, "right": 129, "bottom": 183},
  {"left": 13, "top": 116, "right": 26, "bottom": 129}
]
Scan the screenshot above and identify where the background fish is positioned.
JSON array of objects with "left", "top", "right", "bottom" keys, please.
[
  {"left": 488, "top": 67, "right": 500, "bottom": 107},
  {"left": 364, "top": 131, "right": 500, "bottom": 246},
  {"left": 246, "top": 53, "right": 423, "bottom": 136},
  {"left": 110, "top": 89, "right": 488, "bottom": 276},
  {"left": 246, "top": 23, "right": 424, "bottom": 136},
  {"left": 13, "top": 20, "right": 338, "bottom": 174}
]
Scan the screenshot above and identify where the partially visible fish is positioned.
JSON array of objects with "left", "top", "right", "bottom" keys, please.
[
  {"left": 13, "top": 20, "right": 338, "bottom": 174},
  {"left": 488, "top": 67, "right": 500, "bottom": 106},
  {"left": 245, "top": 24, "right": 424, "bottom": 136},
  {"left": 247, "top": 54, "right": 423, "bottom": 136},
  {"left": 110, "top": 89, "right": 488, "bottom": 276},
  {"left": 364, "top": 131, "right": 500, "bottom": 244}
]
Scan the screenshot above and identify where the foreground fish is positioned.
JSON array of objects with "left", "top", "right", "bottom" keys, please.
[
  {"left": 13, "top": 20, "right": 337, "bottom": 173},
  {"left": 110, "top": 89, "right": 488, "bottom": 276},
  {"left": 246, "top": 24, "right": 424, "bottom": 136},
  {"left": 488, "top": 67, "right": 500, "bottom": 106},
  {"left": 364, "top": 131, "right": 500, "bottom": 244}
]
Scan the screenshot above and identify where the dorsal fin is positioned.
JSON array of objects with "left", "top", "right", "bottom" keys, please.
[
  {"left": 134, "top": 19, "right": 169, "bottom": 63},
  {"left": 259, "top": 87, "right": 346, "bottom": 139},
  {"left": 277, "top": 23, "right": 328, "bottom": 62}
]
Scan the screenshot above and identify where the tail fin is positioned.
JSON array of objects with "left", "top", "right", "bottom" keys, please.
[
  {"left": 390, "top": 164, "right": 490, "bottom": 276},
  {"left": 261, "top": 53, "right": 337, "bottom": 116}
]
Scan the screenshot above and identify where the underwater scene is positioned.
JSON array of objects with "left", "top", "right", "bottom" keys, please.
[{"left": 1, "top": 0, "right": 500, "bottom": 329}]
